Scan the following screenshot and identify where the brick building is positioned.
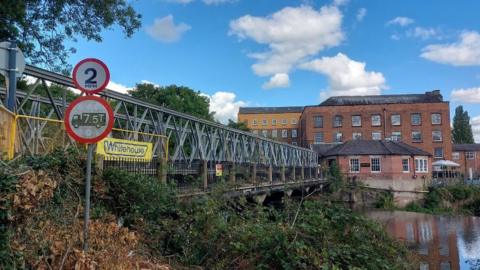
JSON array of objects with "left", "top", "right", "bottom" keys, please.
[
  {"left": 237, "top": 106, "right": 303, "bottom": 145},
  {"left": 452, "top": 144, "right": 480, "bottom": 179},
  {"left": 299, "top": 90, "right": 452, "bottom": 161}
]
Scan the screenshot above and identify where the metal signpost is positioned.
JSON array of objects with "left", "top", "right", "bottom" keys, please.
[
  {"left": 0, "top": 41, "right": 26, "bottom": 111},
  {"left": 65, "top": 58, "right": 112, "bottom": 252}
]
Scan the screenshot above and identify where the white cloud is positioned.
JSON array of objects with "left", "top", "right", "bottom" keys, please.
[
  {"left": 471, "top": 115, "right": 480, "bottom": 142},
  {"left": 421, "top": 31, "right": 480, "bottom": 66},
  {"left": 300, "top": 53, "right": 386, "bottom": 97},
  {"left": 146, "top": 15, "right": 191, "bottom": 43},
  {"left": 262, "top": 73, "right": 290, "bottom": 89},
  {"left": 451, "top": 87, "right": 480, "bottom": 103},
  {"left": 387, "top": 16, "right": 414, "bottom": 27},
  {"left": 203, "top": 0, "right": 236, "bottom": 4},
  {"left": 356, "top": 8, "right": 367, "bottom": 22},
  {"left": 407, "top": 27, "right": 438, "bottom": 40},
  {"left": 206, "top": 91, "right": 247, "bottom": 123},
  {"left": 140, "top": 79, "right": 160, "bottom": 88},
  {"left": 165, "top": 0, "right": 194, "bottom": 3},
  {"left": 229, "top": 5, "right": 344, "bottom": 77},
  {"left": 107, "top": 81, "right": 132, "bottom": 94},
  {"left": 333, "top": 0, "right": 349, "bottom": 6}
]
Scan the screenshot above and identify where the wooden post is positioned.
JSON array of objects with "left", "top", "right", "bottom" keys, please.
[
  {"left": 203, "top": 160, "right": 208, "bottom": 191},
  {"left": 268, "top": 164, "right": 273, "bottom": 183},
  {"left": 229, "top": 163, "right": 236, "bottom": 183},
  {"left": 157, "top": 143, "right": 167, "bottom": 183}
]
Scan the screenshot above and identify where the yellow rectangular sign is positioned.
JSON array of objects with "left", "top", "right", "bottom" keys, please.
[{"left": 97, "top": 138, "right": 153, "bottom": 160}]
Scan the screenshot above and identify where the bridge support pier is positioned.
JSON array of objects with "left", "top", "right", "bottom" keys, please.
[
  {"left": 251, "top": 163, "right": 257, "bottom": 185},
  {"left": 291, "top": 166, "right": 296, "bottom": 182},
  {"left": 229, "top": 163, "right": 236, "bottom": 183},
  {"left": 281, "top": 166, "right": 285, "bottom": 182},
  {"left": 301, "top": 166, "right": 305, "bottom": 180},
  {"left": 268, "top": 165, "right": 273, "bottom": 183},
  {"left": 202, "top": 160, "right": 208, "bottom": 191},
  {"left": 253, "top": 193, "right": 267, "bottom": 204}
]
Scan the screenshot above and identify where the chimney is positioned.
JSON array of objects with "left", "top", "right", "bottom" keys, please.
[{"left": 426, "top": 89, "right": 442, "bottom": 101}]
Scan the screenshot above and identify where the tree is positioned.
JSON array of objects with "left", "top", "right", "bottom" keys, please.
[
  {"left": 452, "top": 105, "right": 474, "bottom": 144},
  {"left": 0, "top": 0, "right": 141, "bottom": 70},
  {"left": 129, "top": 83, "right": 214, "bottom": 121},
  {"left": 227, "top": 119, "right": 250, "bottom": 131}
]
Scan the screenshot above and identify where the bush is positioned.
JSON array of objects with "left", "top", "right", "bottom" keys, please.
[
  {"left": 405, "top": 201, "right": 423, "bottom": 212},
  {"left": 374, "top": 191, "right": 395, "bottom": 209}
]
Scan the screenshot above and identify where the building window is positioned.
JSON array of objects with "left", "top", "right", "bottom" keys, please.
[
  {"left": 334, "top": 132, "right": 343, "bottom": 143},
  {"left": 391, "top": 131, "right": 402, "bottom": 141},
  {"left": 291, "top": 119, "right": 297, "bottom": 125},
  {"left": 412, "top": 131, "right": 422, "bottom": 142},
  {"left": 282, "top": 119, "right": 287, "bottom": 125},
  {"left": 415, "top": 157, "right": 428, "bottom": 173},
  {"left": 291, "top": 142, "right": 297, "bottom": 146},
  {"left": 434, "top": 147, "right": 443, "bottom": 158},
  {"left": 292, "top": 129, "right": 297, "bottom": 138},
  {"left": 371, "top": 157, "right": 381, "bottom": 172},
  {"left": 333, "top": 115, "right": 343, "bottom": 127},
  {"left": 452, "top": 152, "right": 460, "bottom": 160},
  {"left": 272, "top": 129, "right": 278, "bottom": 138},
  {"left": 352, "top": 115, "right": 362, "bottom": 127},
  {"left": 431, "top": 113, "right": 441, "bottom": 125},
  {"left": 411, "top": 113, "right": 421, "bottom": 125},
  {"left": 262, "top": 130, "right": 268, "bottom": 137},
  {"left": 272, "top": 119, "right": 277, "bottom": 125},
  {"left": 313, "top": 116, "right": 323, "bottom": 128},
  {"left": 432, "top": 131, "right": 442, "bottom": 142},
  {"left": 262, "top": 119, "right": 267, "bottom": 126},
  {"left": 314, "top": 132, "right": 324, "bottom": 144},
  {"left": 353, "top": 132, "right": 362, "bottom": 140},
  {"left": 371, "top": 114, "right": 381, "bottom": 126},
  {"left": 252, "top": 130, "right": 258, "bottom": 135},
  {"left": 350, "top": 158, "right": 360, "bottom": 173},
  {"left": 372, "top": 132, "right": 382, "bottom": 140},
  {"left": 282, "top": 129, "right": 288, "bottom": 138},
  {"left": 402, "top": 158, "right": 410, "bottom": 172},
  {"left": 391, "top": 114, "right": 401, "bottom": 126},
  {"left": 252, "top": 119, "right": 257, "bottom": 126},
  {"left": 466, "top": 152, "right": 475, "bottom": 159}
]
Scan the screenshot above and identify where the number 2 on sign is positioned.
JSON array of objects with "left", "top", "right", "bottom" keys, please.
[{"left": 84, "top": 68, "right": 97, "bottom": 86}]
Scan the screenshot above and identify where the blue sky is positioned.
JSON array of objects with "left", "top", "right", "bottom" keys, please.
[{"left": 67, "top": 0, "right": 480, "bottom": 140}]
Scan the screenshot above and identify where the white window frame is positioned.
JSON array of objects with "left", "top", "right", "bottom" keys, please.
[
  {"left": 432, "top": 131, "right": 442, "bottom": 142},
  {"left": 371, "top": 114, "right": 381, "bottom": 126},
  {"left": 412, "top": 131, "right": 422, "bottom": 142},
  {"left": 391, "top": 114, "right": 401, "bottom": 126},
  {"left": 431, "top": 113, "right": 441, "bottom": 125},
  {"left": 352, "top": 132, "right": 362, "bottom": 140},
  {"left": 415, "top": 157, "right": 428, "bottom": 173},
  {"left": 272, "top": 129, "right": 278, "bottom": 138},
  {"left": 434, "top": 147, "right": 443, "bottom": 158},
  {"left": 352, "top": 115, "right": 362, "bottom": 127},
  {"left": 291, "top": 119, "right": 297, "bottom": 125},
  {"left": 402, "top": 158, "right": 410, "bottom": 173},
  {"left": 262, "top": 119, "right": 268, "bottom": 126},
  {"left": 350, "top": 158, "right": 360, "bottom": 173},
  {"left": 282, "top": 119, "right": 288, "bottom": 125},
  {"left": 334, "top": 132, "right": 342, "bottom": 143},
  {"left": 281, "top": 129, "right": 288, "bottom": 138},
  {"left": 411, "top": 113, "right": 421, "bottom": 125},
  {"left": 314, "top": 132, "right": 324, "bottom": 144},
  {"left": 292, "top": 129, "right": 297, "bottom": 138},
  {"left": 262, "top": 130, "right": 268, "bottom": 137},
  {"left": 466, "top": 152, "right": 475, "bottom": 160},
  {"left": 313, "top": 116, "right": 323, "bottom": 128},
  {"left": 452, "top": 152, "right": 460, "bottom": 160},
  {"left": 391, "top": 131, "right": 402, "bottom": 141},
  {"left": 372, "top": 132, "right": 381, "bottom": 140},
  {"left": 370, "top": 156, "right": 381, "bottom": 173},
  {"left": 333, "top": 115, "right": 343, "bottom": 127},
  {"left": 271, "top": 119, "right": 277, "bottom": 126}
]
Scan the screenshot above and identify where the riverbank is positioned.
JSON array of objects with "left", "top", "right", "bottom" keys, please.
[{"left": 1, "top": 149, "right": 416, "bottom": 269}]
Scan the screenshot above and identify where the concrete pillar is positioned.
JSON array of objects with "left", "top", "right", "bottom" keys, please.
[
  {"left": 202, "top": 160, "right": 208, "bottom": 191},
  {"left": 268, "top": 164, "right": 273, "bottom": 183},
  {"left": 251, "top": 163, "right": 257, "bottom": 184},
  {"left": 229, "top": 162, "right": 236, "bottom": 183},
  {"left": 281, "top": 166, "right": 286, "bottom": 182},
  {"left": 291, "top": 166, "right": 296, "bottom": 181},
  {"left": 301, "top": 166, "right": 305, "bottom": 180},
  {"left": 253, "top": 193, "right": 267, "bottom": 204}
]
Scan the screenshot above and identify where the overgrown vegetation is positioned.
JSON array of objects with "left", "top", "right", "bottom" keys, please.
[
  {"left": 1, "top": 149, "right": 415, "bottom": 269},
  {"left": 403, "top": 185, "right": 480, "bottom": 216}
]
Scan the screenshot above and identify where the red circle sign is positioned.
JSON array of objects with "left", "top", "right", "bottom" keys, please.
[
  {"left": 65, "top": 96, "right": 114, "bottom": 144},
  {"left": 72, "top": 58, "right": 110, "bottom": 94}
]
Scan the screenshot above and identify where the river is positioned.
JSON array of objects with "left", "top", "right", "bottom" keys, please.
[{"left": 365, "top": 210, "right": 480, "bottom": 270}]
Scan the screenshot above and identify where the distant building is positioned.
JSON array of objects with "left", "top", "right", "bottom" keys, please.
[
  {"left": 300, "top": 90, "right": 452, "bottom": 161},
  {"left": 237, "top": 106, "right": 304, "bottom": 145},
  {"left": 452, "top": 144, "right": 480, "bottom": 179}
]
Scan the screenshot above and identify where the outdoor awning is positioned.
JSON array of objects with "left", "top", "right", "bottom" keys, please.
[{"left": 432, "top": 160, "right": 460, "bottom": 167}]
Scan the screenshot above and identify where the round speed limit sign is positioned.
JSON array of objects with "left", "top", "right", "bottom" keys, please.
[
  {"left": 65, "top": 96, "right": 114, "bottom": 144},
  {"left": 72, "top": 58, "right": 110, "bottom": 94}
]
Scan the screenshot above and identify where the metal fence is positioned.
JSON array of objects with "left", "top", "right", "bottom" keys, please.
[{"left": 102, "top": 156, "right": 160, "bottom": 177}]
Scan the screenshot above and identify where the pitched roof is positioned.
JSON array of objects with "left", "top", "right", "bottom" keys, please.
[
  {"left": 238, "top": 106, "right": 304, "bottom": 114},
  {"left": 319, "top": 90, "right": 444, "bottom": 106},
  {"left": 453, "top": 144, "right": 480, "bottom": 151},
  {"left": 318, "top": 140, "right": 431, "bottom": 157},
  {"left": 311, "top": 143, "right": 339, "bottom": 157}
]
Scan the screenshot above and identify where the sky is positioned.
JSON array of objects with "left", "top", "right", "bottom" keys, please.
[{"left": 66, "top": 0, "right": 480, "bottom": 141}]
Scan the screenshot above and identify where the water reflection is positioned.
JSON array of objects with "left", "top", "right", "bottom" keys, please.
[{"left": 364, "top": 211, "right": 480, "bottom": 270}]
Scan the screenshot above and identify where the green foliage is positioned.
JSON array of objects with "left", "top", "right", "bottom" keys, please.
[
  {"left": 374, "top": 191, "right": 395, "bottom": 210},
  {"left": 102, "top": 169, "right": 177, "bottom": 225},
  {"left": 0, "top": 0, "right": 141, "bottom": 70},
  {"left": 23, "top": 147, "right": 82, "bottom": 172},
  {"left": 227, "top": 119, "right": 250, "bottom": 131},
  {"left": 326, "top": 161, "right": 344, "bottom": 193},
  {"left": 405, "top": 201, "right": 423, "bottom": 212},
  {"left": 130, "top": 83, "right": 215, "bottom": 121},
  {"left": 452, "top": 105, "right": 475, "bottom": 144}
]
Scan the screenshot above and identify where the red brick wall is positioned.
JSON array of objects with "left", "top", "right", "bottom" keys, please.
[
  {"left": 452, "top": 151, "right": 480, "bottom": 178},
  {"left": 300, "top": 102, "right": 452, "bottom": 160}
]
